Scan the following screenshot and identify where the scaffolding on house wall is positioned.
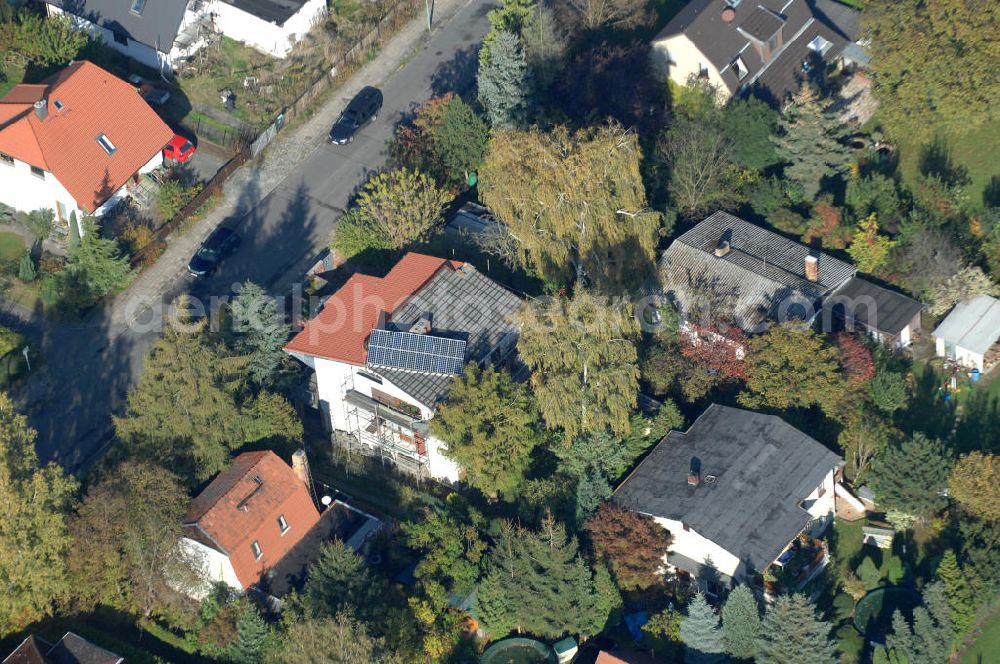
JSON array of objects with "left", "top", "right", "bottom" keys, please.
[{"left": 337, "top": 371, "right": 431, "bottom": 481}]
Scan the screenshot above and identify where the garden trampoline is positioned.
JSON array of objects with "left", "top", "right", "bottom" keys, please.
[
  {"left": 480, "top": 638, "right": 557, "bottom": 664},
  {"left": 854, "top": 586, "right": 922, "bottom": 641}
]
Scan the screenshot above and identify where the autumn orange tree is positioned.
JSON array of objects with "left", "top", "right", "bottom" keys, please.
[
  {"left": 586, "top": 504, "right": 671, "bottom": 590},
  {"left": 835, "top": 332, "right": 875, "bottom": 386}
]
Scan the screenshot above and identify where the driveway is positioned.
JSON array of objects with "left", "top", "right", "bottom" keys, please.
[{"left": 13, "top": 0, "right": 492, "bottom": 470}]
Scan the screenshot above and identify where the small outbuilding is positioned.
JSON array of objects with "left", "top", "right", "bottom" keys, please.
[
  {"left": 824, "top": 277, "right": 924, "bottom": 347},
  {"left": 932, "top": 295, "right": 1000, "bottom": 372}
]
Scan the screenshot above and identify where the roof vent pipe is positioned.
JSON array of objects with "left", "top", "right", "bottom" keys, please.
[
  {"left": 33, "top": 99, "right": 48, "bottom": 121},
  {"left": 714, "top": 240, "right": 731, "bottom": 258}
]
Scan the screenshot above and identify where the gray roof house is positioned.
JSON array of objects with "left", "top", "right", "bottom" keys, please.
[
  {"left": 659, "top": 211, "right": 857, "bottom": 329},
  {"left": 42, "top": 0, "right": 202, "bottom": 72},
  {"left": 613, "top": 404, "right": 843, "bottom": 587},
  {"left": 3, "top": 632, "right": 124, "bottom": 664},
  {"left": 932, "top": 295, "right": 1000, "bottom": 373},
  {"left": 660, "top": 212, "right": 924, "bottom": 346},
  {"left": 285, "top": 253, "right": 523, "bottom": 483},
  {"left": 651, "top": 0, "right": 862, "bottom": 103}
]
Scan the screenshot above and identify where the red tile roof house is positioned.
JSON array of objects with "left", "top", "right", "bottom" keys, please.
[
  {"left": 0, "top": 60, "right": 173, "bottom": 232},
  {"left": 178, "top": 450, "right": 323, "bottom": 597},
  {"left": 284, "top": 252, "right": 523, "bottom": 483}
]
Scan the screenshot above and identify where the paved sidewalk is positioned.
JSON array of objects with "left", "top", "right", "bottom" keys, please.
[{"left": 110, "top": 0, "right": 472, "bottom": 327}]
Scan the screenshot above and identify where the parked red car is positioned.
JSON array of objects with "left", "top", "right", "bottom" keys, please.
[{"left": 163, "top": 134, "right": 196, "bottom": 162}]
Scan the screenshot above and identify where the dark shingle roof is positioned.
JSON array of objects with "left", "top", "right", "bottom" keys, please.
[
  {"left": 42, "top": 0, "right": 188, "bottom": 52},
  {"left": 738, "top": 6, "right": 786, "bottom": 42},
  {"left": 826, "top": 277, "right": 923, "bottom": 336},
  {"left": 613, "top": 404, "right": 843, "bottom": 571},
  {"left": 3, "top": 636, "right": 53, "bottom": 664},
  {"left": 219, "top": 0, "right": 310, "bottom": 25},
  {"left": 653, "top": 0, "right": 860, "bottom": 101},
  {"left": 45, "top": 634, "right": 122, "bottom": 664},
  {"left": 372, "top": 264, "right": 522, "bottom": 407},
  {"left": 659, "top": 212, "right": 856, "bottom": 327}
]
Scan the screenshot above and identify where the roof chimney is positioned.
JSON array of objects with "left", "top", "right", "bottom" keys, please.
[
  {"left": 714, "top": 240, "right": 731, "bottom": 258},
  {"left": 804, "top": 255, "right": 819, "bottom": 282},
  {"left": 33, "top": 99, "right": 48, "bottom": 121},
  {"left": 688, "top": 471, "right": 701, "bottom": 487},
  {"left": 291, "top": 449, "right": 312, "bottom": 495},
  {"left": 721, "top": 7, "right": 736, "bottom": 22}
]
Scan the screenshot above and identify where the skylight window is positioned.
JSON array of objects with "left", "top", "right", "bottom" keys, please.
[
  {"left": 130, "top": 0, "right": 146, "bottom": 15},
  {"left": 53, "top": 100, "right": 64, "bottom": 111},
  {"left": 732, "top": 56, "right": 749, "bottom": 80},
  {"left": 96, "top": 133, "right": 116, "bottom": 156},
  {"left": 808, "top": 35, "right": 833, "bottom": 55}
]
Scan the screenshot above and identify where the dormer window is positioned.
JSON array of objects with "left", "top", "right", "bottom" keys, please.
[
  {"left": 732, "top": 56, "right": 749, "bottom": 81},
  {"left": 808, "top": 35, "right": 833, "bottom": 56},
  {"left": 96, "top": 133, "right": 116, "bottom": 156},
  {"left": 130, "top": 0, "right": 146, "bottom": 15}
]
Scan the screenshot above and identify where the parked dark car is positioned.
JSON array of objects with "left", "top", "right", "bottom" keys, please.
[
  {"left": 328, "top": 86, "right": 382, "bottom": 144},
  {"left": 188, "top": 227, "right": 240, "bottom": 277}
]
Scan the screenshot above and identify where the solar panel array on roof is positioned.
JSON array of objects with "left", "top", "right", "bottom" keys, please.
[{"left": 367, "top": 329, "right": 466, "bottom": 375}]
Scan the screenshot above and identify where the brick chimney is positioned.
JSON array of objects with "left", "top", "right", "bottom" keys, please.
[
  {"left": 804, "top": 255, "right": 819, "bottom": 282},
  {"left": 291, "top": 449, "right": 312, "bottom": 493},
  {"left": 688, "top": 471, "right": 701, "bottom": 487},
  {"left": 714, "top": 240, "right": 731, "bottom": 258}
]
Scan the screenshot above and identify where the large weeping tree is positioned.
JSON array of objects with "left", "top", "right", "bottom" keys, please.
[
  {"left": 479, "top": 122, "right": 661, "bottom": 291},
  {"left": 516, "top": 290, "right": 640, "bottom": 441}
]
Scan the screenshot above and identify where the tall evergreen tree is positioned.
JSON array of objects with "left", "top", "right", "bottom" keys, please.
[
  {"left": 114, "top": 299, "right": 302, "bottom": 484},
  {"left": 228, "top": 600, "right": 273, "bottom": 664},
  {"left": 516, "top": 290, "right": 639, "bottom": 441},
  {"left": 58, "top": 217, "right": 135, "bottom": 309},
  {"left": 477, "top": 515, "right": 616, "bottom": 639},
  {"left": 400, "top": 495, "right": 486, "bottom": 597},
  {"left": 434, "top": 96, "right": 488, "bottom": 183},
  {"left": 0, "top": 394, "right": 76, "bottom": 635},
  {"left": 772, "top": 85, "right": 852, "bottom": 201},
  {"left": 884, "top": 582, "right": 954, "bottom": 664},
  {"left": 721, "top": 584, "right": 761, "bottom": 660},
  {"left": 430, "top": 364, "right": 543, "bottom": 497},
  {"left": 294, "top": 541, "right": 386, "bottom": 622},
  {"left": 869, "top": 433, "right": 952, "bottom": 523},
  {"left": 754, "top": 594, "right": 836, "bottom": 664},
  {"left": 228, "top": 281, "right": 290, "bottom": 388},
  {"left": 478, "top": 30, "right": 531, "bottom": 129},
  {"left": 936, "top": 550, "right": 976, "bottom": 636},
  {"left": 680, "top": 593, "right": 725, "bottom": 664}
]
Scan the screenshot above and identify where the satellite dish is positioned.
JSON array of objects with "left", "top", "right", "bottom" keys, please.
[{"left": 321, "top": 495, "right": 333, "bottom": 506}]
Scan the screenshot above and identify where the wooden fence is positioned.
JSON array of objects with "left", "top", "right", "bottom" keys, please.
[{"left": 128, "top": 0, "right": 422, "bottom": 268}]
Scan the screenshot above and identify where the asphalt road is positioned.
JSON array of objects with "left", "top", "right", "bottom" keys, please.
[
  {"left": 13, "top": 0, "right": 490, "bottom": 470},
  {"left": 195, "top": 2, "right": 485, "bottom": 300}
]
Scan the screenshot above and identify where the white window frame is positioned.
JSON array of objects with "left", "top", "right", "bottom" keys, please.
[
  {"left": 97, "top": 133, "right": 117, "bottom": 156},
  {"left": 251, "top": 540, "right": 262, "bottom": 560},
  {"left": 130, "top": 0, "right": 147, "bottom": 15},
  {"left": 30, "top": 165, "right": 44, "bottom": 179},
  {"left": 0, "top": 153, "right": 13, "bottom": 166},
  {"left": 732, "top": 56, "right": 749, "bottom": 80},
  {"left": 278, "top": 514, "right": 289, "bottom": 534}
]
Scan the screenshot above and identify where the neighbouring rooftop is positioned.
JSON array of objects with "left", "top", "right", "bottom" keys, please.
[
  {"left": 613, "top": 404, "right": 843, "bottom": 571},
  {"left": 932, "top": 295, "right": 1000, "bottom": 355}
]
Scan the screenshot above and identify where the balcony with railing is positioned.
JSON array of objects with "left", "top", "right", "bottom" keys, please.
[{"left": 342, "top": 390, "right": 430, "bottom": 470}]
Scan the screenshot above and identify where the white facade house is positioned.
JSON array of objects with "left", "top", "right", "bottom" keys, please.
[
  {"left": 44, "top": 0, "right": 207, "bottom": 73},
  {"left": 45, "top": 0, "right": 327, "bottom": 69},
  {"left": 933, "top": 295, "right": 1000, "bottom": 373},
  {"left": 211, "top": 0, "right": 328, "bottom": 58},
  {"left": 285, "top": 253, "right": 523, "bottom": 485},
  {"left": 0, "top": 61, "right": 173, "bottom": 224},
  {"left": 651, "top": 0, "right": 861, "bottom": 103},
  {"left": 614, "top": 405, "right": 843, "bottom": 588}
]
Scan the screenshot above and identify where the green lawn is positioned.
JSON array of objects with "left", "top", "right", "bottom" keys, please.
[
  {"left": 0, "top": 61, "right": 26, "bottom": 98},
  {"left": 961, "top": 607, "right": 1000, "bottom": 664},
  {"left": 894, "top": 117, "right": 1000, "bottom": 211},
  {"left": 0, "top": 232, "right": 25, "bottom": 262}
]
